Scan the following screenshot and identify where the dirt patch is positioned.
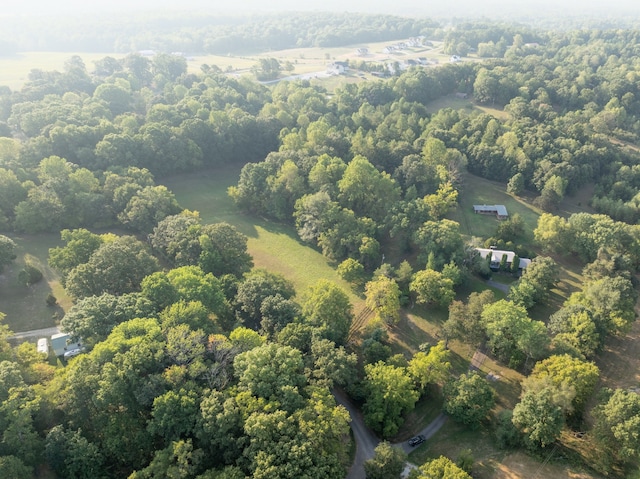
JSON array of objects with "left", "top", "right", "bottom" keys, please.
[{"left": 492, "top": 451, "right": 601, "bottom": 479}]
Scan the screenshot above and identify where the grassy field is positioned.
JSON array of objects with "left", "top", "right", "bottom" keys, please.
[
  {"left": 450, "top": 171, "right": 541, "bottom": 245},
  {"left": 409, "top": 421, "right": 604, "bottom": 479},
  {"left": 0, "top": 233, "right": 69, "bottom": 333},
  {"left": 425, "top": 94, "right": 510, "bottom": 120},
  {"left": 0, "top": 38, "right": 449, "bottom": 92},
  {"left": 163, "top": 164, "right": 365, "bottom": 312},
  {"left": 0, "top": 52, "right": 128, "bottom": 91}
]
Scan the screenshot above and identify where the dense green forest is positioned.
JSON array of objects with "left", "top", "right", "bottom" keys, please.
[{"left": 1, "top": 12, "right": 640, "bottom": 479}]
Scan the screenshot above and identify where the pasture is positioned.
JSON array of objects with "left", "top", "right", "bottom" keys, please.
[
  {"left": 0, "top": 233, "right": 68, "bottom": 333},
  {"left": 450, "top": 171, "right": 541, "bottom": 245},
  {"left": 163, "top": 164, "right": 366, "bottom": 312}
]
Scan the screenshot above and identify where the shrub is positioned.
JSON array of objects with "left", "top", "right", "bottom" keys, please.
[{"left": 18, "top": 264, "right": 43, "bottom": 286}]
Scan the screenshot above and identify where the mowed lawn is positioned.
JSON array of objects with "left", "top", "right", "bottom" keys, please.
[
  {"left": 163, "top": 164, "right": 365, "bottom": 312},
  {"left": 450, "top": 171, "right": 541, "bottom": 245},
  {"left": 0, "top": 233, "right": 69, "bottom": 333}
]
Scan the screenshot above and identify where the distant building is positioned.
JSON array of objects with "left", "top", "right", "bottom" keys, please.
[
  {"left": 355, "top": 47, "right": 369, "bottom": 56},
  {"left": 473, "top": 204, "right": 508, "bottom": 220},
  {"left": 476, "top": 248, "right": 531, "bottom": 271},
  {"left": 327, "top": 61, "right": 348, "bottom": 75}
]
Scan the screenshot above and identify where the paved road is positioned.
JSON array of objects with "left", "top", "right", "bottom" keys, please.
[
  {"left": 11, "top": 325, "right": 59, "bottom": 340},
  {"left": 334, "top": 388, "right": 379, "bottom": 479},
  {"left": 398, "top": 412, "right": 448, "bottom": 455},
  {"left": 334, "top": 389, "right": 449, "bottom": 479}
]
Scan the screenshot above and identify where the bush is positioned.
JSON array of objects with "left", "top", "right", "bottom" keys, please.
[
  {"left": 495, "top": 410, "right": 522, "bottom": 449},
  {"left": 46, "top": 293, "right": 57, "bottom": 306},
  {"left": 18, "top": 264, "right": 43, "bottom": 286}
]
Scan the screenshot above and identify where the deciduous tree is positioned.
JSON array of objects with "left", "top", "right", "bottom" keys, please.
[
  {"left": 363, "top": 361, "right": 418, "bottom": 437},
  {"left": 443, "top": 372, "right": 495, "bottom": 429}
]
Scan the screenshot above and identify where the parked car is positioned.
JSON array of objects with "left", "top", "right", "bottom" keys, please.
[
  {"left": 63, "top": 348, "right": 84, "bottom": 360},
  {"left": 408, "top": 434, "right": 426, "bottom": 447}
]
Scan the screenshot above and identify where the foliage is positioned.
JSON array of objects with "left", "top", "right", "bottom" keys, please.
[
  {"left": 0, "top": 235, "right": 16, "bottom": 273},
  {"left": 235, "top": 269, "right": 295, "bottom": 330},
  {"left": 509, "top": 256, "right": 559, "bottom": 309},
  {"left": 407, "top": 341, "right": 451, "bottom": 394},
  {"left": 365, "top": 276, "right": 401, "bottom": 325},
  {"left": 336, "top": 258, "right": 365, "bottom": 286},
  {"left": 364, "top": 441, "right": 407, "bottom": 479},
  {"left": 61, "top": 292, "right": 155, "bottom": 346},
  {"left": 593, "top": 389, "right": 640, "bottom": 462},
  {"left": 443, "top": 372, "right": 495, "bottom": 429},
  {"left": 411, "top": 456, "right": 472, "bottom": 479},
  {"left": 301, "top": 279, "right": 353, "bottom": 345},
  {"left": 442, "top": 291, "right": 494, "bottom": 347},
  {"left": 65, "top": 235, "right": 160, "bottom": 299},
  {"left": 481, "top": 300, "right": 549, "bottom": 366},
  {"left": 512, "top": 387, "right": 564, "bottom": 449},
  {"left": 363, "top": 361, "right": 418, "bottom": 438},
  {"left": 410, "top": 269, "right": 455, "bottom": 307},
  {"left": 17, "top": 264, "right": 42, "bottom": 286},
  {"left": 527, "top": 354, "right": 599, "bottom": 416}
]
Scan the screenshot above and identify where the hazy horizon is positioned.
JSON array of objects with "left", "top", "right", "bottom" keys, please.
[{"left": 5, "top": 0, "right": 640, "bottom": 19}]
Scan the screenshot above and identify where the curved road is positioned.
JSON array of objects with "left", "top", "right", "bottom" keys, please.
[{"left": 334, "top": 389, "right": 448, "bottom": 479}]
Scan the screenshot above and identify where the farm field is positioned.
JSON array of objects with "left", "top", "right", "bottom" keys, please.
[{"left": 0, "top": 38, "right": 455, "bottom": 91}]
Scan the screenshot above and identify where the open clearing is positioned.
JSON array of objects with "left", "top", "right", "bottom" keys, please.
[
  {"left": 0, "top": 39, "right": 455, "bottom": 91},
  {"left": 163, "top": 164, "right": 365, "bottom": 312},
  {"left": 1, "top": 233, "right": 69, "bottom": 333}
]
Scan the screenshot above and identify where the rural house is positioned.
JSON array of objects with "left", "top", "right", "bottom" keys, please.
[
  {"left": 473, "top": 204, "right": 509, "bottom": 220},
  {"left": 476, "top": 248, "right": 531, "bottom": 271}
]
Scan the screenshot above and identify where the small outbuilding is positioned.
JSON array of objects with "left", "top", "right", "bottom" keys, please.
[{"left": 473, "top": 204, "right": 509, "bottom": 220}]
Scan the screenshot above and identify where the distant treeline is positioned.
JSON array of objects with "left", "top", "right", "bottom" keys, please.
[{"left": 0, "top": 12, "right": 438, "bottom": 55}]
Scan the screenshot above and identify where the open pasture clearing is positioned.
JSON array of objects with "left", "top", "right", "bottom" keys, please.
[
  {"left": 0, "top": 38, "right": 445, "bottom": 91},
  {"left": 410, "top": 423, "right": 604, "bottom": 479},
  {"left": 0, "top": 233, "right": 68, "bottom": 333},
  {"left": 451, "top": 172, "right": 540, "bottom": 245},
  {"left": 163, "top": 164, "right": 365, "bottom": 311},
  {"left": 0, "top": 51, "right": 127, "bottom": 91},
  {"left": 425, "top": 94, "right": 510, "bottom": 120}
]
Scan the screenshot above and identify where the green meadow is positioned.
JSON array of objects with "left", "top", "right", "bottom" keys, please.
[{"left": 162, "top": 164, "right": 365, "bottom": 311}]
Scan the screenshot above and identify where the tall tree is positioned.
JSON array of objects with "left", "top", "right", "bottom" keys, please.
[
  {"left": 413, "top": 456, "right": 471, "bottom": 479},
  {"left": 443, "top": 372, "right": 495, "bottom": 429},
  {"left": 364, "top": 441, "right": 407, "bottom": 479},
  {"left": 65, "top": 236, "right": 159, "bottom": 299},
  {"left": 407, "top": 341, "right": 451, "bottom": 394},
  {"left": 365, "top": 276, "right": 401, "bottom": 326},
  {"left": 301, "top": 279, "right": 353, "bottom": 345},
  {"left": 0, "top": 235, "right": 16, "bottom": 273},
  {"left": 410, "top": 269, "right": 455, "bottom": 307},
  {"left": 363, "top": 361, "right": 418, "bottom": 437},
  {"left": 512, "top": 387, "right": 564, "bottom": 449}
]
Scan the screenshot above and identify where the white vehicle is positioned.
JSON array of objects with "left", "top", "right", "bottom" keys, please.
[{"left": 63, "top": 348, "right": 84, "bottom": 360}]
